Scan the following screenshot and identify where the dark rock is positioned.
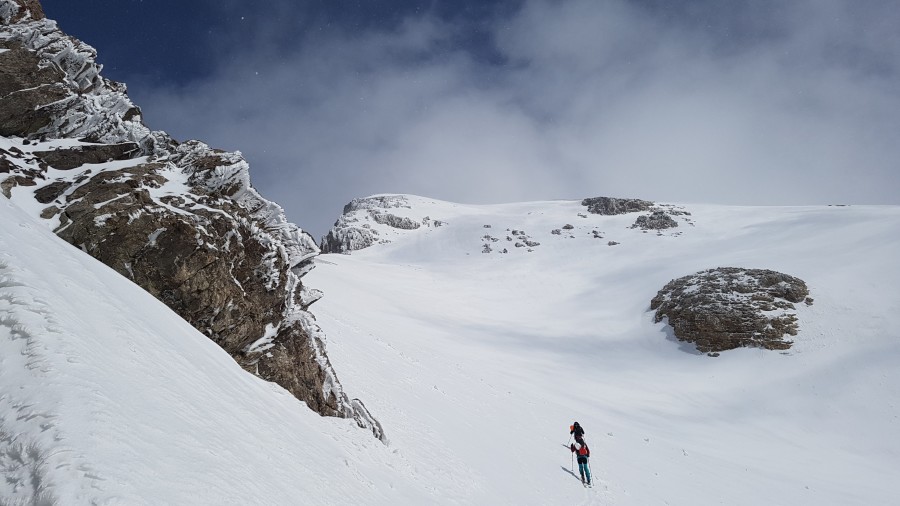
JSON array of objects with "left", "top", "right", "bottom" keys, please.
[
  {"left": 0, "top": 153, "right": 16, "bottom": 173},
  {"left": 38, "top": 204, "right": 57, "bottom": 219},
  {"left": 631, "top": 211, "right": 679, "bottom": 230},
  {"left": 372, "top": 212, "right": 420, "bottom": 230},
  {"left": 33, "top": 180, "right": 70, "bottom": 203},
  {"left": 651, "top": 267, "right": 811, "bottom": 353},
  {"left": 582, "top": 196, "right": 654, "bottom": 215},
  {"left": 34, "top": 142, "right": 140, "bottom": 170},
  {"left": 0, "top": 46, "right": 68, "bottom": 137}
]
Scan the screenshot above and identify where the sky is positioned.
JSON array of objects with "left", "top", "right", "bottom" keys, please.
[{"left": 40, "top": 0, "right": 900, "bottom": 238}]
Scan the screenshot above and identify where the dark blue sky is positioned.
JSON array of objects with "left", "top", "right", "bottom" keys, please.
[
  {"left": 36, "top": 0, "right": 900, "bottom": 238},
  {"left": 41, "top": 0, "right": 513, "bottom": 88}
]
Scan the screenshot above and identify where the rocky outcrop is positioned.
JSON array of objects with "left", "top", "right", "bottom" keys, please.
[
  {"left": 33, "top": 142, "right": 141, "bottom": 169},
  {"left": 321, "top": 195, "right": 427, "bottom": 253},
  {"left": 0, "top": 3, "right": 166, "bottom": 151},
  {"left": 0, "top": 0, "right": 43, "bottom": 24},
  {"left": 581, "top": 196, "right": 654, "bottom": 215},
  {"left": 631, "top": 210, "right": 678, "bottom": 230},
  {"left": 372, "top": 212, "right": 420, "bottom": 230},
  {"left": 1, "top": 0, "right": 384, "bottom": 441},
  {"left": 650, "top": 267, "right": 811, "bottom": 354}
]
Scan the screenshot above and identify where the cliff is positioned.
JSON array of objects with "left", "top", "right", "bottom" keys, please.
[{"left": 0, "top": 0, "right": 383, "bottom": 440}]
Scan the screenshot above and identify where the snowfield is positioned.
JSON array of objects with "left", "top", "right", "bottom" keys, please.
[
  {"left": 0, "top": 197, "right": 429, "bottom": 505},
  {"left": 308, "top": 196, "right": 900, "bottom": 505},
  {"left": 2, "top": 193, "right": 899, "bottom": 504}
]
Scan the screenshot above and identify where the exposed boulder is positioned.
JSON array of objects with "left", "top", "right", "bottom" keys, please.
[
  {"left": 631, "top": 210, "right": 679, "bottom": 230},
  {"left": 651, "top": 267, "right": 811, "bottom": 354},
  {"left": 582, "top": 196, "right": 654, "bottom": 215}
]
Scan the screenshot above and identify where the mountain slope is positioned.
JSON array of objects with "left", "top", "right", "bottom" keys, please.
[
  {"left": 0, "top": 0, "right": 381, "bottom": 437},
  {"left": 0, "top": 193, "right": 432, "bottom": 505},
  {"left": 309, "top": 195, "right": 900, "bottom": 505}
]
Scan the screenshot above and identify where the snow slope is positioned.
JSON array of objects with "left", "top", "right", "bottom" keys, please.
[
  {"left": 0, "top": 197, "right": 432, "bottom": 504},
  {"left": 308, "top": 195, "right": 900, "bottom": 505},
  {"left": 3, "top": 191, "right": 899, "bottom": 505}
]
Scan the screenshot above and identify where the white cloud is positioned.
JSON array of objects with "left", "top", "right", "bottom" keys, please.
[{"left": 130, "top": 0, "right": 900, "bottom": 237}]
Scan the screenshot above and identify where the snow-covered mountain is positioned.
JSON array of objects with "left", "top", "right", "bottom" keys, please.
[
  {"left": 4, "top": 185, "right": 899, "bottom": 503},
  {"left": 3, "top": 1, "right": 900, "bottom": 504},
  {"left": 0, "top": 0, "right": 381, "bottom": 439},
  {"left": 0, "top": 196, "right": 427, "bottom": 505}
]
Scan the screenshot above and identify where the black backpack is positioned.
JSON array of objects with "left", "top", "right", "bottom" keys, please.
[{"left": 571, "top": 422, "right": 585, "bottom": 439}]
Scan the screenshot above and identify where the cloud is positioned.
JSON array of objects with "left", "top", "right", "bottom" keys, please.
[{"left": 129, "top": 0, "right": 900, "bottom": 238}]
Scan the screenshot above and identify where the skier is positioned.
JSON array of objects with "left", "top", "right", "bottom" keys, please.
[
  {"left": 569, "top": 421, "right": 585, "bottom": 443},
  {"left": 570, "top": 439, "right": 592, "bottom": 486}
]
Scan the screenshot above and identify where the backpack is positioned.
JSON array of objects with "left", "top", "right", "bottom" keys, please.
[
  {"left": 578, "top": 442, "right": 590, "bottom": 457},
  {"left": 571, "top": 422, "right": 585, "bottom": 439}
]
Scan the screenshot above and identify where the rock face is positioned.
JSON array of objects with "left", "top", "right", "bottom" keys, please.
[
  {"left": 650, "top": 268, "right": 811, "bottom": 354},
  {"left": 0, "top": 0, "right": 384, "bottom": 441},
  {"left": 321, "top": 195, "right": 426, "bottom": 253},
  {"left": 581, "top": 196, "right": 654, "bottom": 215}
]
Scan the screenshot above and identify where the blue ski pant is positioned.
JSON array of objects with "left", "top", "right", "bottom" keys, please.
[{"left": 577, "top": 459, "right": 591, "bottom": 483}]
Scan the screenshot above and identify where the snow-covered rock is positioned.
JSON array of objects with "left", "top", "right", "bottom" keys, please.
[
  {"left": 321, "top": 194, "right": 692, "bottom": 254},
  {"left": 651, "top": 267, "right": 811, "bottom": 354},
  {"left": 0, "top": 0, "right": 382, "bottom": 440},
  {"left": 320, "top": 195, "right": 436, "bottom": 253},
  {"left": 0, "top": 197, "right": 415, "bottom": 505}
]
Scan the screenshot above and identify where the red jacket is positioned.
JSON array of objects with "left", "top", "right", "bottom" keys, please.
[{"left": 570, "top": 442, "right": 590, "bottom": 458}]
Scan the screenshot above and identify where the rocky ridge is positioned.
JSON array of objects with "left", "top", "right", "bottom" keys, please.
[
  {"left": 0, "top": 0, "right": 383, "bottom": 440},
  {"left": 322, "top": 195, "right": 692, "bottom": 254},
  {"left": 320, "top": 195, "right": 440, "bottom": 253},
  {"left": 650, "top": 267, "right": 812, "bottom": 354}
]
